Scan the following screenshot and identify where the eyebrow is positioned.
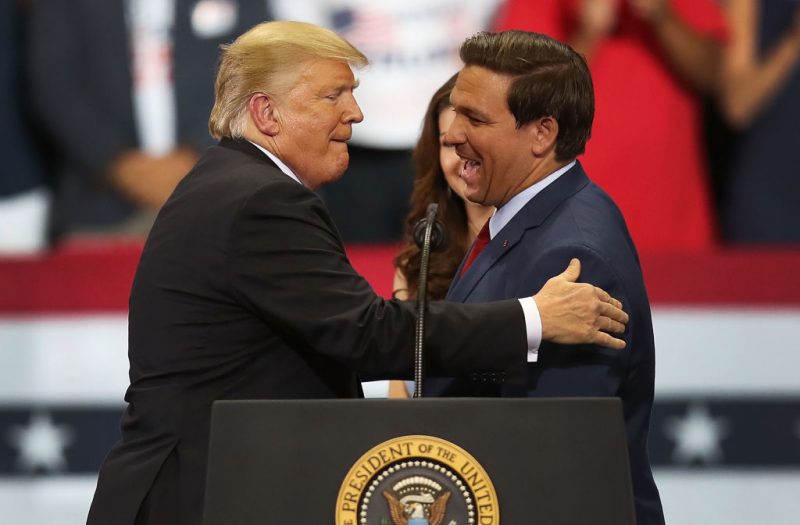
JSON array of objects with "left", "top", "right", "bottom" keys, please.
[
  {"left": 457, "top": 105, "right": 490, "bottom": 122},
  {"left": 321, "top": 79, "right": 359, "bottom": 96},
  {"left": 449, "top": 92, "right": 489, "bottom": 122}
]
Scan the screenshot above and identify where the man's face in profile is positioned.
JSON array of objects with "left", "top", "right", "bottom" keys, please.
[
  {"left": 272, "top": 59, "right": 363, "bottom": 189},
  {"left": 445, "top": 66, "right": 537, "bottom": 208}
]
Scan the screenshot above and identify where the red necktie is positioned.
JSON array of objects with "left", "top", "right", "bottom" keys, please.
[{"left": 461, "top": 220, "right": 491, "bottom": 276}]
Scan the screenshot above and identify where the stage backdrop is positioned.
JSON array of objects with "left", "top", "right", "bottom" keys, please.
[{"left": 1, "top": 241, "right": 799, "bottom": 525}]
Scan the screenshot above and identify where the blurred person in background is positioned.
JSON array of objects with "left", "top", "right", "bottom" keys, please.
[
  {"left": 28, "top": 0, "right": 272, "bottom": 240},
  {"left": 270, "top": 0, "right": 502, "bottom": 242},
  {"left": 0, "top": 0, "right": 49, "bottom": 254},
  {"left": 495, "top": 0, "right": 726, "bottom": 250},
  {"left": 388, "top": 74, "right": 494, "bottom": 398},
  {"left": 720, "top": 0, "right": 800, "bottom": 244}
]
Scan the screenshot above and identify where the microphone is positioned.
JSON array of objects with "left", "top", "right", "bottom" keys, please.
[
  {"left": 411, "top": 203, "right": 446, "bottom": 398},
  {"left": 412, "top": 209, "right": 447, "bottom": 252}
]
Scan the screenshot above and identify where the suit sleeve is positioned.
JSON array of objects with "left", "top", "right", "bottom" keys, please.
[
  {"left": 525, "top": 243, "right": 634, "bottom": 393},
  {"left": 226, "top": 181, "right": 528, "bottom": 383}
]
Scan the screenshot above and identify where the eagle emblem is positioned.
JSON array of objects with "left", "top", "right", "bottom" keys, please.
[
  {"left": 335, "top": 435, "right": 499, "bottom": 525},
  {"left": 383, "top": 475, "right": 452, "bottom": 525}
]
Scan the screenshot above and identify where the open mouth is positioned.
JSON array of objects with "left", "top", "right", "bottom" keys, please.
[{"left": 461, "top": 158, "right": 481, "bottom": 182}]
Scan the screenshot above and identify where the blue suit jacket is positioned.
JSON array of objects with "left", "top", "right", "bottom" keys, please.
[{"left": 427, "top": 162, "right": 665, "bottom": 525}]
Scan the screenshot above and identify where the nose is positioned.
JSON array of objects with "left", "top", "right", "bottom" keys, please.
[
  {"left": 443, "top": 113, "right": 466, "bottom": 147},
  {"left": 344, "top": 92, "right": 364, "bottom": 124}
]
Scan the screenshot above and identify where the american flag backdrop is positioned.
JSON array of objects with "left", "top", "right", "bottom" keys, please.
[{"left": 1, "top": 242, "right": 799, "bottom": 524}]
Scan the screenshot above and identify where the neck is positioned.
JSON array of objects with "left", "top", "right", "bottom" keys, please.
[
  {"left": 243, "top": 130, "right": 279, "bottom": 158},
  {"left": 465, "top": 200, "right": 494, "bottom": 242},
  {"left": 498, "top": 155, "right": 572, "bottom": 208}
]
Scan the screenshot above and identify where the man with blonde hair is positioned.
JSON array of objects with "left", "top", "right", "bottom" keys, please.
[{"left": 87, "top": 22, "right": 629, "bottom": 524}]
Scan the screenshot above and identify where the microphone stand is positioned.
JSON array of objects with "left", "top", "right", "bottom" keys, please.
[{"left": 413, "top": 203, "right": 443, "bottom": 398}]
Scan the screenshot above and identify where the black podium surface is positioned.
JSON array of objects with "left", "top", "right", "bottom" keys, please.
[{"left": 203, "top": 398, "right": 634, "bottom": 525}]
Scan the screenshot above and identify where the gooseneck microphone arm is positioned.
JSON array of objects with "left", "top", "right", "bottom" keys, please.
[{"left": 412, "top": 203, "right": 445, "bottom": 398}]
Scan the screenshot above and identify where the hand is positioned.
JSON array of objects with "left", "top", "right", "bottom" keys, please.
[
  {"left": 578, "top": 0, "right": 620, "bottom": 40},
  {"left": 628, "top": 0, "right": 669, "bottom": 24},
  {"left": 109, "top": 147, "right": 198, "bottom": 208},
  {"left": 387, "top": 380, "right": 411, "bottom": 399},
  {"left": 533, "top": 258, "right": 629, "bottom": 350}
]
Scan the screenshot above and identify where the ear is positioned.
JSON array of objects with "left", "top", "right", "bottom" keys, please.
[
  {"left": 528, "top": 116, "right": 559, "bottom": 157},
  {"left": 247, "top": 93, "right": 281, "bottom": 136}
]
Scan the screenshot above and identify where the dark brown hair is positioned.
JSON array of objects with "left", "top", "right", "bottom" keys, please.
[
  {"left": 460, "top": 30, "right": 594, "bottom": 161},
  {"left": 394, "top": 74, "right": 472, "bottom": 300}
]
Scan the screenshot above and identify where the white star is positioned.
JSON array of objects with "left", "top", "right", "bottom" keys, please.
[
  {"left": 6, "top": 411, "right": 74, "bottom": 473},
  {"left": 664, "top": 403, "right": 729, "bottom": 465}
]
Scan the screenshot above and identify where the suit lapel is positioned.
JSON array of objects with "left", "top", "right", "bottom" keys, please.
[{"left": 446, "top": 162, "right": 591, "bottom": 302}]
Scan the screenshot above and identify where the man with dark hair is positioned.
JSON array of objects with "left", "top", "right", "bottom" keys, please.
[{"left": 426, "top": 30, "right": 665, "bottom": 525}]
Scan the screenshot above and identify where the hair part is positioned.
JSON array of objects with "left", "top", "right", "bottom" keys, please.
[
  {"left": 459, "top": 30, "right": 594, "bottom": 161},
  {"left": 209, "top": 21, "right": 368, "bottom": 140}
]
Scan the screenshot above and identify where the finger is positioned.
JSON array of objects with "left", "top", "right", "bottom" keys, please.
[
  {"left": 594, "top": 287, "right": 623, "bottom": 310},
  {"left": 606, "top": 295, "right": 623, "bottom": 310},
  {"left": 560, "top": 258, "right": 581, "bottom": 282},
  {"left": 599, "top": 301, "right": 629, "bottom": 324},
  {"left": 601, "top": 317, "right": 626, "bottom": 334},
  {"left": 593, "top": 331, "right": 626, "bottom": 350},
  {"left": 594, "top": 285, "right": 611, "bottom": 302}
]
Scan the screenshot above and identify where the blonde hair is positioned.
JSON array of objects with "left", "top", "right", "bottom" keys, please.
[{"left": 209, "top": 21, "right": 368, "bottom": 139}]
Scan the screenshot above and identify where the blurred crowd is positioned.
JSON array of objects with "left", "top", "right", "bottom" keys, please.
[{"left": 1, "top": 0, "right": 798, "bottom": 254}]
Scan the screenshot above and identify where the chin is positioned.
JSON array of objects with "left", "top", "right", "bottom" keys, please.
[
  {"left": 464, "top": 191, "right": 487, "bottom": 206},
  {"left": 321, "top": 167, "right": 347, "bottom": 188},
  {"left": 333, "top": 156, "right": 349, "bottom": 177}
]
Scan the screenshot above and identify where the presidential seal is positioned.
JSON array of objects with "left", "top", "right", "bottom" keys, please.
[{"left": 336, "top": 435, "right": 499, "bottom": 525}]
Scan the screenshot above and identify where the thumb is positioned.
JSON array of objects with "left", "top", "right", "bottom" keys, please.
[{"left": 560, "top": 258, "right": 581, "bottom": 282}]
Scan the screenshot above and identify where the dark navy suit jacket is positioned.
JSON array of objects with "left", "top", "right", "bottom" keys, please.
[{"left": 427, "top": 162, "right": 665, "bottom": 525}]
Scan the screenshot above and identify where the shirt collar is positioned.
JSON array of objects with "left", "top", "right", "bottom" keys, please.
[
  {"left": 489, "top": 160, "right": 576, "bottom": 238},
  {"left": 247, "top": 140, "right": 304, "bottom": 186}
]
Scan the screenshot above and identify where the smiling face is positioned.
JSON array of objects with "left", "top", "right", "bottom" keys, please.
[
  {"left": 272, "top": 59, "right": 363, "bottom": 189},
  {"left": 444, "top": 66, "right": 539, "bottom": 208}
]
